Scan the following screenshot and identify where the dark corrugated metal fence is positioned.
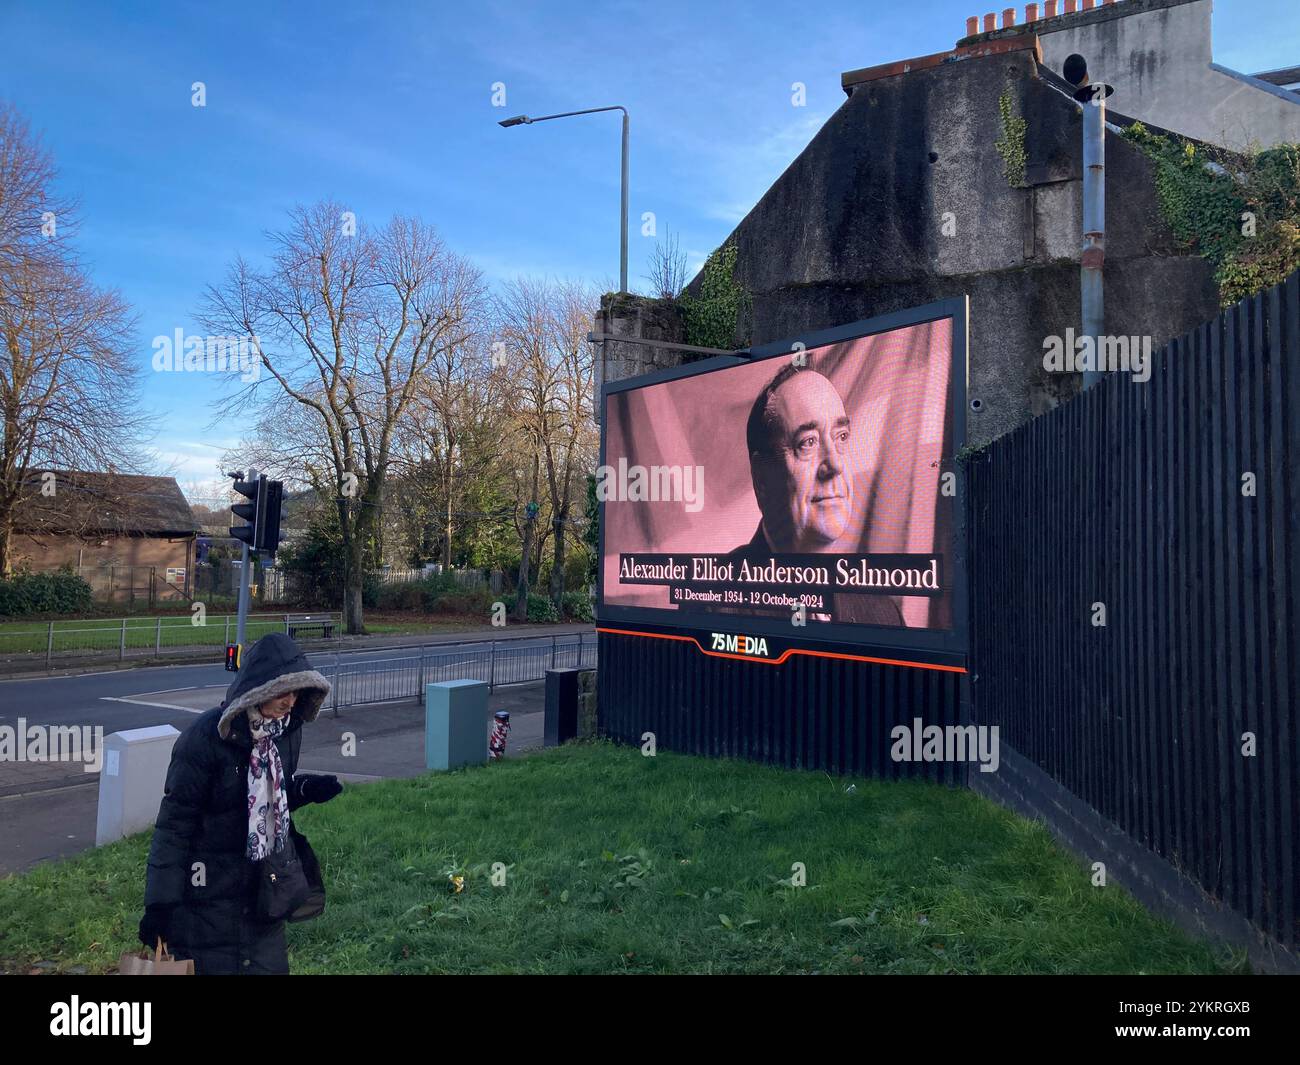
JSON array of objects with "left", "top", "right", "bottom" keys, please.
[
  {"left": 598, "top": 631, "right": 966, "bottom": 783},
  {"left": 967, "top": 272, "right": 1300, "bottom": 948}
]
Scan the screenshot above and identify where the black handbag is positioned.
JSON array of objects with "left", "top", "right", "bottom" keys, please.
[{"left": 255, "top": 824, "right": 325, "bottom": 923}]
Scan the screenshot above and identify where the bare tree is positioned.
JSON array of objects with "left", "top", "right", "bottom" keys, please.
[
  {"left": 645, "top": 230, "right": 689, "bottom": 299},
  {"left": 200, "top": 201, "right": 485, "bottom": 633},
  {"left": 495, "top": 278, "right": 598, "bottom": 615},
  {"left": 394, "top": 330, "right": 512, "bottom": 570},
  {"left": 0, "top": 102, "right": 145, "bottom": 574}
]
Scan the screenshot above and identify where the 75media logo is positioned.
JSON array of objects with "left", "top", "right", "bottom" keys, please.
[{"left": 710, "top": 632, "right": 770, "bottom": 657}]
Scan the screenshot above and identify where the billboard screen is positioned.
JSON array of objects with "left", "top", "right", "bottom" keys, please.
[{"left": 598, "top": 300, "right": 967, "bottom": 654}]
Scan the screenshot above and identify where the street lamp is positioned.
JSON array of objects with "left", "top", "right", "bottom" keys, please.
[
  {"left": 1063, "top": 53, "right": 1113, "bottom": 391},
  {"left": 498, "top": 106, "right": 629, "bottom": 293}
]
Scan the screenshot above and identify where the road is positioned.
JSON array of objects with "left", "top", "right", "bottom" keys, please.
[
  {"left": 0, "top": 631, "right": 590, "bottom": 723},
  {"left": 0, "top": 633, "right": 589, "bottom": 874}
]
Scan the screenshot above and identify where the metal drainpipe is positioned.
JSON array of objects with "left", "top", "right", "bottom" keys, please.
[{"left": 1081, "top": 87, "right": 1107, "bottom": 389}]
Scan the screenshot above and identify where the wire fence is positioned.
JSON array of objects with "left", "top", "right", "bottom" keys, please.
[
  {"left": 75, "top": 564, "right": 191, "bottom": 606},
  {"left": 372, "top": 566, "right": 501, "bottom": 592},
  {"left": 0, "top": 612, "right": 343, "bottom": 665},
  {"left": 323, "top": 631, "right": 597, "bottom": 710}
]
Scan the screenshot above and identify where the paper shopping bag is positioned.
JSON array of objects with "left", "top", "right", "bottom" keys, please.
[{"left": 117, "top": 938, "right": 195, "bottom": 975}]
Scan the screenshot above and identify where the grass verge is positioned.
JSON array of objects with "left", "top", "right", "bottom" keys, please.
[{"left": 0, "top": 743, "right": 1239, "bottom": 974}]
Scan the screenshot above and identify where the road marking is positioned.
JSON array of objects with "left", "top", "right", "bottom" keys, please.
[
  {"left": 100, "top": 696, "right": 204, "bottom": 713},
  {"left": 326, "top": 657, "right": 420, "bottom": 668},
  {"left": 150, "top": 685, "right": 221, "bottom": 694}
]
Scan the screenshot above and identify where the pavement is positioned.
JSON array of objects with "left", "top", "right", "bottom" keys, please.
[{"left": 0, "top": 680, "right": 551, "bottom": 877}]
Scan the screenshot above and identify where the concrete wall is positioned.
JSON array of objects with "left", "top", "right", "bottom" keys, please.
[
  {"left": 677, "top": 45, "right": 1218, "bottom": 446},
  {"left": 981, "top": 0, "right": 1300, "bottom": 152},
  {"left": 592, "top": 292, "right": 685, "bottom": 418},
  {"left": 594, "top": 12, "right": 1246, "bottom": 447}
]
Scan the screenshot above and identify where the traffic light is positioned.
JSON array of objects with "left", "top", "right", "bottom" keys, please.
[
  {"left": 230, "top": 473, "right": 285, "bottom": 553},
  {"left": 225, "top": 643, "right": 241, "bottom": 672},
  {"left": 261, "top": 479, "right": 283, "bottom": 555},
  {"left": 230, "top": 474, "right": 266, "bottom": 550}
]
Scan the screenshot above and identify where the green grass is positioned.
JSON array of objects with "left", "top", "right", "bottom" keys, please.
[
  {"left": 359, "top": 614, "right": 496, "bottom": 637},
  {"left": 0, "top": 743, "right": 1240, "bottom": 974},
  {"left": 0, "top": 611, "right": 576, "bottom": 656}
]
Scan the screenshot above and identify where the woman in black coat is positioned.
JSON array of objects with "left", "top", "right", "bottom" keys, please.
[{"left": 139, "top": 633, "right": 342, "bottom": 974}]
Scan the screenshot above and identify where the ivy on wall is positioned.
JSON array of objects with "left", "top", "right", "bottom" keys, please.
[
  {"left": 1122, "top": 122, "right": 1300, "bottom": 306},
  {"left": 678, "top": 240, "right": 751, "bottom": 350},
  {"left": 994, "top": 88, "right": 1027, "bottom": 188}
]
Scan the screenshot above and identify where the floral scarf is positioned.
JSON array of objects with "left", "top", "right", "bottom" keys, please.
[{"left": 246, "top": 707, "right": 291, "bottom": 861}]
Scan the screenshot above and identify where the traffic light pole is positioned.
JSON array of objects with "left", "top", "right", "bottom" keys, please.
[
  {"left": 236, "top": 540, "right": 252, "bottom": 648},
  {"left": 235, "top": 468, "right": 259, "bottom": 651}
]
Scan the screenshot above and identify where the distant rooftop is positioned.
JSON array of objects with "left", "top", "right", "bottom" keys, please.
[
  {"left": 841, "top": 0, "right": 1299, "bottom": 150},
  {"left": 1253, "top": 66, "right": 1300, "bottom": 93},
  {"left": 14, "top": 470, "right": 198, "bottom": 538},
  {"left": 959, "top": 0, "right": 1202, "bottom": 42}
]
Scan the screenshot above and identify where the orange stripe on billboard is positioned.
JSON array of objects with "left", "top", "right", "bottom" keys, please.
[{"left": 596, "top": 627, "right": 967, "bottom": 674}]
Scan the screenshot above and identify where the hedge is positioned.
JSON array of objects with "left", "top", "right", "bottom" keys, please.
[{"left": 0, "top": 572, "right": 94, "bottom": 617}]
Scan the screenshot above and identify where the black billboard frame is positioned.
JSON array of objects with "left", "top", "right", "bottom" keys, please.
[{"left": 596, "top": 295, "right": 970, "bottom": 667}]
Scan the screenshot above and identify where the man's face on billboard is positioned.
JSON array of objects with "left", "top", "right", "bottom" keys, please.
[{"left": 753, "top": 370, "right": 855, "bottom": 551}]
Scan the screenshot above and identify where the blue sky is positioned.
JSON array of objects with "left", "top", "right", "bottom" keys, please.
[{"left": 1, "top": 0, "right": 1295, "bottom": 500}]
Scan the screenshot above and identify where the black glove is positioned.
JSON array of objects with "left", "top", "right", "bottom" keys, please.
[
  {"left": 138, "top": 904, "right": 173, "bottom": 948},
  {"left": 294, "top": 773, "right": 342, "bottom": 806}
]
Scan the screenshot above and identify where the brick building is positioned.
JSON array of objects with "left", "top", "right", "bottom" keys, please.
[{"left": 8, "top": 470, "right": 199, "bottom": 603}]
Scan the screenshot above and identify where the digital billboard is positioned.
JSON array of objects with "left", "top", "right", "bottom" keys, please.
[{"left": 597, "top": 298, "right": 968, "bottom": 657}]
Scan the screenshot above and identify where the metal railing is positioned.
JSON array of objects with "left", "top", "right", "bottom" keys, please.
[
  {"left": 0, "top": 612, "right": 343, "bottom": 665},
  {"left": 322, "top": 631, "right": 597, "bottom": 710}
]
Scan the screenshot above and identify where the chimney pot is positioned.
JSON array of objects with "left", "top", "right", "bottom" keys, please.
[
  {"left": 967, "top": 15, "right": 979, "bottom": 34},
  {"left": 983, "top": 12, "right": 996, "bottom": 31},
  {"left": 1103, "top": 0, "right": 1115, "bottom": 4},
  {"left": 1083, "top": 0, "right": 1095, "bottom": 8},
  {"left": 1002, "top": 7, "right": 1016, "bottom": 25},
  {"left": 1064, "top": 0, "right": 1077, "bottom": 11},
  {"left": 1026, "top": 3, "right": 1039, "bottom": 21},
  {"left": 1044, "top": 0, "right": 1057, "bottom": 14}
]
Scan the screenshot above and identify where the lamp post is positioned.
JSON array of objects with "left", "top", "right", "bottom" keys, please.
[
  {"left": 1063, "top": 54, "right": 1112, "bottom": 390},
  {"left": 499, "top": 106, "right": 629, "bottom": 293}
]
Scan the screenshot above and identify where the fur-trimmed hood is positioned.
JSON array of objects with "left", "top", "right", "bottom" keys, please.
[{"left": 217, "top": 632, "right": 331, "bottom": 740}]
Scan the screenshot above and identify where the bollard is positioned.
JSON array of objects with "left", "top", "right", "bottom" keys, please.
[
  {"left": 425, "top": 679, "right": 489, "bottom": 770},
  {"left": 488, "top": 711, "right": 511, "bottom": 760},
  {"left": 95, "top": 725, "right": 180, "bottom": 846},
  {"left": 544, "top": 668, "right": 584, "bottom": 747}
]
